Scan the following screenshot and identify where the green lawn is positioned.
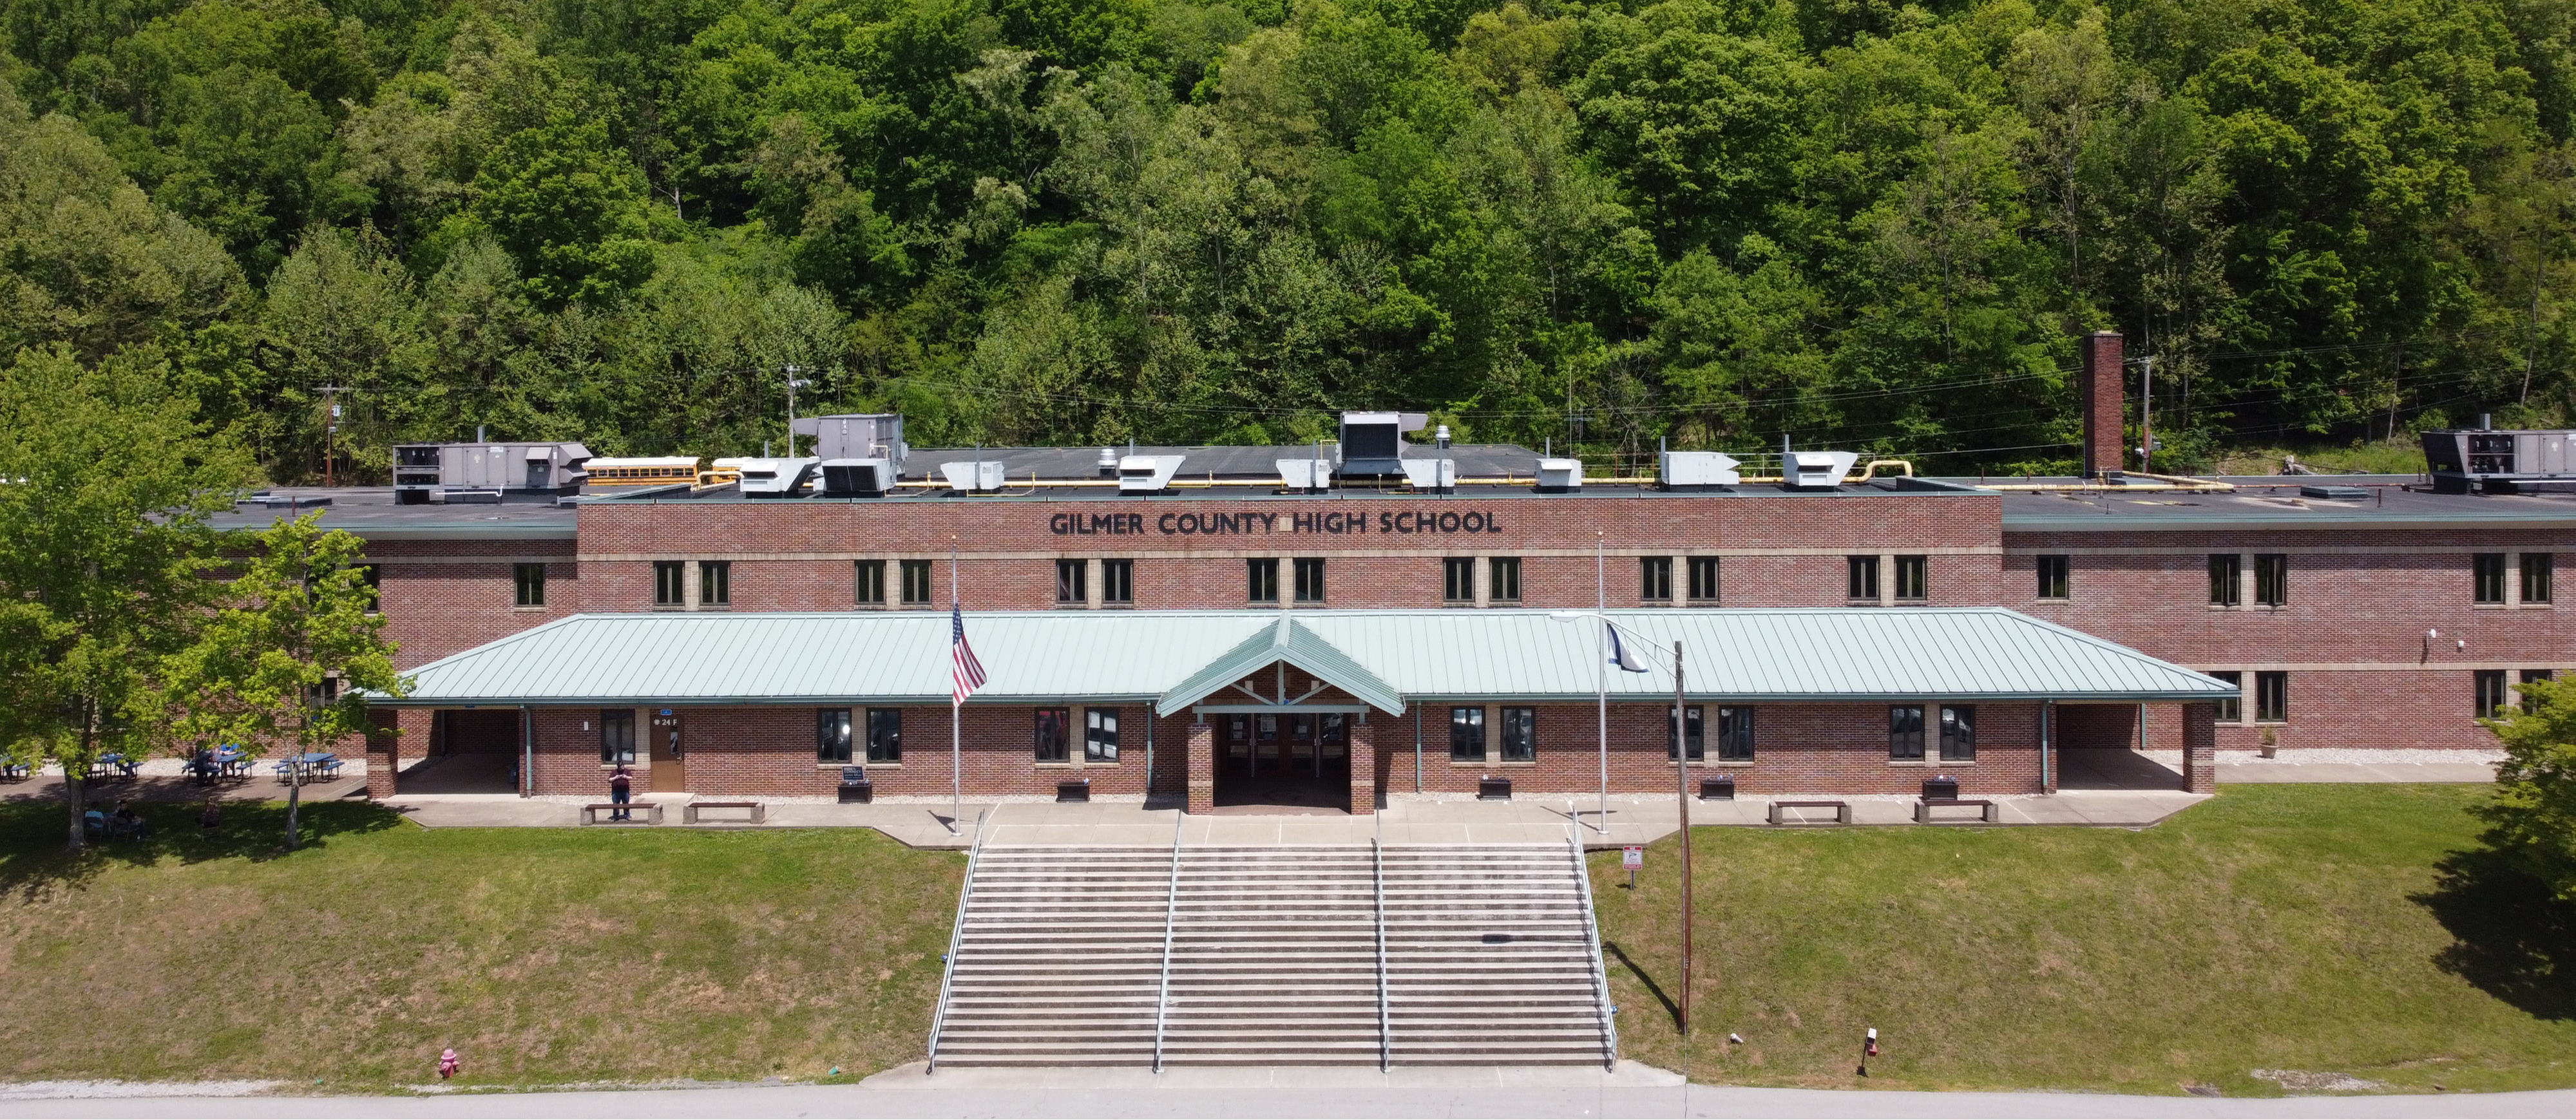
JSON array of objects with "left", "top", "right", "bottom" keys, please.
[
  {"left": 0, "top": 801, "right": 960, "bottom": 1090},
  {"left": 1594, "top": 784, "right": 2576, "bottom": 1096}
]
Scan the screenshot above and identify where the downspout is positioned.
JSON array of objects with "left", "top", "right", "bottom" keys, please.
[
  {"left": 520, "top": 705, "right": 533, "bottom": 798},
  {"left": 1144, "top": 707, "right": 1154, "bottom": 802},
  {"left": 1413, "top": 705, "right": 1423, "bottom": 794},
  {"left": 2039, "top": 700, "right": 2054, "bottom": 793}
]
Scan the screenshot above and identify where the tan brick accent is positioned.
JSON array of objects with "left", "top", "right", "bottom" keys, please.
[
  {"left": 2182, "top": 702, "right": 2217, "bottom": 793},
  {"left": 1187, "top": 721, "right": 1214, "bottom": 813}
]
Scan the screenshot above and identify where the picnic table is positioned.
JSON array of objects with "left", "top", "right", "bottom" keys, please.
[
  {"left": 0, "top": 760, "right": 28, "bottom": 781},
  {"left": 215, "top": 747, "right": 252, "bottom": 779},
  {"left": 86, "top": 754, "right": 139, "bottom": 782},
  {"left": 271, "top": 752, "right": 343, "bottom": 782}
]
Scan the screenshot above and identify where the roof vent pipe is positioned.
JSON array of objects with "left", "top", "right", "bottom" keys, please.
[
  {"left": 477, "top": 425, "right": 486, "bottom": 443},
  {"left": 2481, "top": 413, "right": 2494, "bottom": 430},
  {"left": 1098, "top": 448, "right": 1117, "bottom": 477}
]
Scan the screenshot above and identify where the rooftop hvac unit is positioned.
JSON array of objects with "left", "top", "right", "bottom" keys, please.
[
  {"left": 1277, "top": 457, "right": 1333, "bottom": 492},
  {"left": 796, "top": 413, "right": 906, "bottom": 477},
  {"left": 392, "top": 441, "right": 591, "bottom": 504},
  {"left": 940, "top": 460, "right": 1007, "bottom": 493},
  {"left": 1781, "top": 450, "right": 1858, "bottom": 489},
  {"left": 736, "top": 457, "right": 820, "bottom": 497},
  {"left": 820, "top": 459, "right": 897, "bottom": 497},
  {"left": 1660, "top": 451, "right": 1741, "bottom": 490},
  {"left": 2421, "top": 426, "right": 2576, "bottom": 493},
  {"left": 1338, "top": 412, "right": 1429, "bottom": 475},
  {"left": 1118, "top": 455, "right": 1187, "bottom": 494},
  {"left": 1535, "top": 458, "right": 1584, "bottom": 493},
  {"left": 1401, "top": 458, "right": 1455, "bottom": 493}
]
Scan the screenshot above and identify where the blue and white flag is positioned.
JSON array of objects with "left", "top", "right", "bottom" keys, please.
[{"left": 1608, "top": 622, "right": 1650, "bottom": 672}]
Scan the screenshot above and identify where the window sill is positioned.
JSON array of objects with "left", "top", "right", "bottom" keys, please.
[
  {"left": 513, "top": 605, "right": 548, "bottom": 612},
  {"left": 1685, "top": 599, "right": 1721, "bottom": 608},
  {"left": 601, "top": 762, "right": 642, "bottom": 769},
  {"left": 1894, "top": 597, "right": 1928, "bottom": 605},
  {"left": 1488, "top": 600, "right": 1523, "bottom": 608},
  {"left": 1887, "top": 759, "right": 1931, "bottom": 767},
  {"left": 653, "top": 605, "right": 684, "bottom": 612},
  {"left": 2474, "top": 602, "right": 2508, "bottom": 609},
  {"left": 698, "top": 605, "right": 732, "bottom": 612},
  {"left": 1447, "top": 759, "right": 1491, "bottom": 766},
  {"left": 1846, "top": 599, "right": 1881, "bottom": 607},
  {"left": 2519, "top": 601, "right": 2553, "bottom": 608},
  {"left": 1082, "top": 759, "right": 1120, "bottom": 766},
  {"left": 1035, "top": 761, "right": 1076, "bottom": 769},
  {"left": 1934, "top": 759, "right": 1976, "bottom": 766},
  {"left": 2034, "top": 597, "right": 2069, "bottom": 605}
]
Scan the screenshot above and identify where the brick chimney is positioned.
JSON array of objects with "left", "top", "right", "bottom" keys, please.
[{"left": 2079, "top": 330, "right": 2124, "bottom": 478}]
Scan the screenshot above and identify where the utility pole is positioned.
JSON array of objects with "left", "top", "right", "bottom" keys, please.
[
  {"left": 1674, "top": 640, "right": 1690, "bottom": 1036},
  {"left": 2136, "top": 356, "right": 2154, "bottom": 473},
  {"left": 783, "top": 365, "right": 810, "bottom": 458},
  {"left": 316, "top": 384, "right": 347, "bottom": 487}
]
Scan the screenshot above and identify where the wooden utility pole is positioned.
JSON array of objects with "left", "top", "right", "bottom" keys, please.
[
  {"left": 316, "top": 385, "right": 346, "bottom": 487},
  {"left": 1674, "top": 640, "right": 1690, "bottom": 1035}
]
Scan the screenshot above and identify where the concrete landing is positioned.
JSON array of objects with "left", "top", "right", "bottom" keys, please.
[{"left": 870, "top": 1059, "right": 1686, "bottom": 1089}]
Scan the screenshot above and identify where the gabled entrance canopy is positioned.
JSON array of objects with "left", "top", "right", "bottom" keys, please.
[{"left": 1152, "top": 616, "right": 1404, "bottom": 718}]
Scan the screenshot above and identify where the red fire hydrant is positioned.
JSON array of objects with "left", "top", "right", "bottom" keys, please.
[{"left": 439, "top": 1049, "right": 459, "bottom": 1080}]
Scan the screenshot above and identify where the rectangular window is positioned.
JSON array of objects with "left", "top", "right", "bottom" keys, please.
[
  {"left": 654, "top": 560, "right": 686, "bottom": 607},
  {"left": 1938, "top": 705, "right": 1976, "bottom": 761},
  {"left": 2477, "top": 669, "right": 2509, "bottom": 719},
  {"left": 1448, "top": 707, "right": 1485, "bottom": 761},
  {"left": 1101, "top": 560, "right": 1134, "bottom": 605},
  {"left": 1293, "top": 558, "right": 1326, "bottom": 603},
  {"left": 515, "top": 562, "right": 546, "bottom": 607},
  {"left": 1717, "top": 707, "right": 1754, "bottom": 761},
  {"left": 1248, "top": 558, "right": 1280, "bottom": 603},
  {"left": 2208, "top": 554, "right": 2241, "bottom": 606},
  {"left": 865, "top": 708, "right": 902, "bottom": 763},
  {"left": 2209, "top": 670, "right": 2242, "bottom": 723},
  {"left": 1894, "top": 555, "right": 1927, "bottom": 601},
  {"left": 1668, "top": 705, "right": 1703, "bottom": 761},
  {"left": 2522, "top": 669, "right": 2555, "bottom": 714},
  {"left": 2254, "top": 554, "right": 2287, "bottom": 607},
  {"left": 901, "top": 560, "right": 933, "bottom": 605},
  {"left": 817, "top": 708, "right": 853, "bottom": 763},
  {"left": 1847, "top": 556, "right": 1880, "bottom": 601},
  {"left": 2524, "top": 553, "right": 2554, "bottom": 603},
  {"left": 2036, "top": 555, "right": 2070, "bottom": 600},
  {"left": 1640, "top": 557, "right": 1673, "bottom": 602},
  {"left": 2255, "top": 671, "right": 2287, "bottom": 723},
  {"left": 2476, "top": 553, "right": 2508, "bottom": 604},
  {"left": 1034, "top": 707, "right": 1070, "bottom": 763},
  {"left": 599, "top": 708, "right": 635, "bottom": 764},
  {"left": 1056, "top": 558, "right": 1087, "bottom": 605},
  {"left": 699, "top": 560, "right": 730, "bottom": 607},
  {"left": 854, "top": 560, "right": 886, "bottom": 605},
  {"left": 1085, "top": 708, "right": 1120, "bottom": 761},
  {"left": 1498, "top": 707, "right": 1535, "bottom": 762},
  {"left": 1687, "top": 556, "right": 1721, "bottom": 603},
  {"left": 1888, "top": 705, "right": 1925, "bottom": 760},
  {"left": 356, "top": 564, "right": 381, "bottom": 614},
  {"left": 1444, "top": 557, "right": 1476, "bottom": 603},
  {"left": 1489, "top": 557, "right": 1522, "bottom": 603}
]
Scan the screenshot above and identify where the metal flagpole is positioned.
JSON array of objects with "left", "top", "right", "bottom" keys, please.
[
  {"left": 1675, "top": 640, "right": 1691, "bottom": 1036},
  {"left": 1595, "top": 533, "right": 1607, "bottom": 834},
  {"left": 950, "top": 537, "right": 962, "bottom": 834}
]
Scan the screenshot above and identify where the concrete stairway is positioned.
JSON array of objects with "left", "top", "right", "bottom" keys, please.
[{"left": 928, "top": 842, "right": 1614, "bottom": 1069}]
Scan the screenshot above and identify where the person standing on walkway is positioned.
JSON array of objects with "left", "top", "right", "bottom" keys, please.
[{"left": 609, "top": 764, "right": 633, "bottom": 821}]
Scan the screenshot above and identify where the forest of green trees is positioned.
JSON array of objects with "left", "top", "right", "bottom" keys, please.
[{"left": 5, "top": 0, "right": 2573, "bottom": 480}]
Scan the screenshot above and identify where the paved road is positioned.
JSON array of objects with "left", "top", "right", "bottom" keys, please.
[{"left": 3, "top": 1081, "right": 2567, "bottom": 1118}]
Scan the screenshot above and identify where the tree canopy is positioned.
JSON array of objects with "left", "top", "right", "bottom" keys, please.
[{"left": 6, "top": 0, "right": 2576, "bottom": 476}]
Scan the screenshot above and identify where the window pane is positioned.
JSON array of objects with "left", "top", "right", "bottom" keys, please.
[
  {"left": 2255, "top": 555, "right": 2287, "bottom": 606},
  {"left": 515, "top": 562, "right": 546, "bottom": 607},
  {"left": 2255, "top": 672, "right": 2287, "bottom": 722},
  {"left": 2037, "top": 555, "right": 2069, "bottom": 600},
  {"left": 2477, "top": 670, "right": 2508, "bottom": 718},
  {"left": 1086, "top": 708, "right": 1120, "bottom": 761},
  {"left": 1718, "top": 707, "right": 1753, "bottom": 761},
  {"left": 1848, "top": 556, "right": 1878, "bottom": 600},
  {"left": 817, "top": 708, "right": 852, "bottom": 762},
  {"left": 901, "top": 560, "right": 933, "bottom": 604},
  {"left": 599, "top": 709, "right": 634, "bottom": 763},
  {"left": 1939, "top": 705, "right": 1975, "bottom": 761},
  {"left": 1056, "top": 558, "right": 1086, "bottom": 604},
  {"left": 1295, "top": 558, "right": 1326, "bottom": 602},
  {"left": 1035, "top": 708, "right": 1069, "bottom": 761},
  {"left": 2524, "top": 553, "right": 2554, "bottom": 603},
  {"left": 1668, "top": 705, "right": 1703, "bottom": 760},
  {"left": 1688, "top": 556, "right": 1721, "bottom": 602},
  {"left": 701, "top": 560, "right": 730, "bottom": 605},
  {"left": 1444, "top": 558, "right": 1474, "bottom": 603},
  {"left": 654, "top": 560, "right": 685, "bottom": 605},
  {"left": 2522, "top": 669, "right": 2554, "bottom": 713},
  {"left": 2208, "top": 555, "right": 2240, "bottom": 606},
  {"left": 866, "top": 708, "right": 902, "bottom": 763},
  {"left": 1500, "top": 707, "right": 1534, "bottom": 761},
  {"left": 1248, "top": 558, "right": 1279, "bottom": 603},
  {"left": 1895, "top": 555, "right": 1927, "bottom": 600},
  {"left": 855, "top": 560, "right": 885, "bottom": 605},
  {"left": 2209, "top": 670, "right": 2241, "bottom": 722},
  {"left": 1888, "top": 705, "right": 1923, "bottom": 759},
  {"left": 1639, "top": 556, "right": 1672, "bottom": 602},
  {"left": 2476, "top": 553, "right": 2506, "bottom": 604},
  {"left": 1489, "top": 558, "right": 1521, "bottom": 602},
  {"left": 1448, "top": 707, "right": 1484, "bottom": 761},
  {"left": 1103, "top": 560, "right": 1133, "bottom": 605}
]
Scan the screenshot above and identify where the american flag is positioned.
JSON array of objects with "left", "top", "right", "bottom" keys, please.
[{"left": 951, "top": 603, "right": 987, "bottom": 704}]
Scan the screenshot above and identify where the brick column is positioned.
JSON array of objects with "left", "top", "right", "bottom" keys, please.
[
  {"left": 1349, "top": 717, "right": 1377, "bottom": 816},
  {"left": 2080, "top": 330, "right": 2124, "bottom": 478},
  {"left": 365, "top": 707, "right": 401, "bottom": 799},
  {"left": 1186, "top": 720, "right": 1214, "bottom": 814},
  {"left": 2181, "top": 702, "right": 2217, "bottom": 794}
]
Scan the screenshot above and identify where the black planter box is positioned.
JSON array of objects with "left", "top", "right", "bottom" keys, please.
[
  {"left": 1057, "top": 779, "right": 1091, "bottom": 803},
  {"left": 1922, "top": 776, "right": 1961, "bottom": 801},
  {"left": 839, "top": 783, "right": 873, "bottom": 804},
  {"left": 1478, "top": 776, "right": 1512, "bottom": 801},
  {"left": 1699, "top": 775, "right": 1736, "bottom": 801}
]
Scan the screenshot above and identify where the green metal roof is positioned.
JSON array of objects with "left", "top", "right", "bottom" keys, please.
[{"left": 379, "top": 608, "right": 2237, "bottom": 708}]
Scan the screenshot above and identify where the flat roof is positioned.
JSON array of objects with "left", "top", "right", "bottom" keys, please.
[
  {"left": 1981, "top": 475, "right": 2576, "bottom": 529},
  {"left": 209, "top": 488, "right": 575, "bottom": 540},
  {"left": 376, "top": 608, "right": 2238, "bottom": 708}
]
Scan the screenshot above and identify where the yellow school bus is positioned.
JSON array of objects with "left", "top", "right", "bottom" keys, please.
[{"left": 582, "top": 457, "right": 702, "bottom": 489}]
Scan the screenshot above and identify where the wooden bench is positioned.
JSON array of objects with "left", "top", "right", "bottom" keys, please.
[
  {"left": 683, "top": 801, "right": 765, "bottom": 825},
  {"left": 1914, "top": 798, "right": 1999, "bottom": 824},
  {"left": 1768, "top": 799, "right": 1851, "bottom": 825},
  {"left": 580, "top": 802, "right": 662, "bottom": 825}
]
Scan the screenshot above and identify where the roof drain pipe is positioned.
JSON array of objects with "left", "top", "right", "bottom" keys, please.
[{"left": 519, "top": 705, "right": 532, "bottom": 799}]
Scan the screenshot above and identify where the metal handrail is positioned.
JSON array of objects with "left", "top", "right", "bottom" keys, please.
[
  {"left": 925, "top": 807, "right": 990, "bottom": 1074},
  {"left": 1568, "top": 824, "right": 1617, "bottom": 1070},
  {"left": 1373, "top": 823, "right": 1391, "bottom": 1072},
  {"left": 1150, "top": 806, "right": 1184, "bottom": 1072}
]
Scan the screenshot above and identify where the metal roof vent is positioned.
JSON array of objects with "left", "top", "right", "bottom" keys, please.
[
  {"left": 2421, "top": 428, "right": 2576, "bottom": 493},
  {"left": 1097, "top": 448, "right": 1118, "bottom": 477},
  {"left": 1338, "top": 411, "right": 1428, "bottom": 475},
  {"left": 796, "top": 414, "right": 905, "bottom": 477},
  {"left": 2298, "top": 484, "right": 2371, "bottom": 500},
  {"left": 736, "top": 457, "right": 821, "bottom": 497},
  {"left": 821, "top": 459, "right": 897, "bottom": 497},
  {"left": 1118, "top": 454, "right": 1186, "bottom": 493},
  {"left": 1782, "top": 450, "right": 1858, "bottom": 489},
  {"left": 1277, "top": 457, "right": 1332, "bottom": 493},
  {"left": 1659, "top": 450, "right": 1741, "bottom": 491},
  {"left": 1401, "top": 458, "right": 1455, "bottom": 493},
  {"left": 1536, "top": 458, "right": 1583, "bottom": 493},
  {"left": 940, "top": 460, "right": 1007, "bottom": 493}
]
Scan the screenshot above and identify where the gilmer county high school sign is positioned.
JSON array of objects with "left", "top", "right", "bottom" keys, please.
[{"left": 1049, "top": 510, "right": 1508, "bottom": 536}]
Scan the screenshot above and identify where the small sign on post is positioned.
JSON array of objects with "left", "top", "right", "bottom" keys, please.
[{"left": 1622, "top": 845, "right": 1643, "bottom": 889}]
